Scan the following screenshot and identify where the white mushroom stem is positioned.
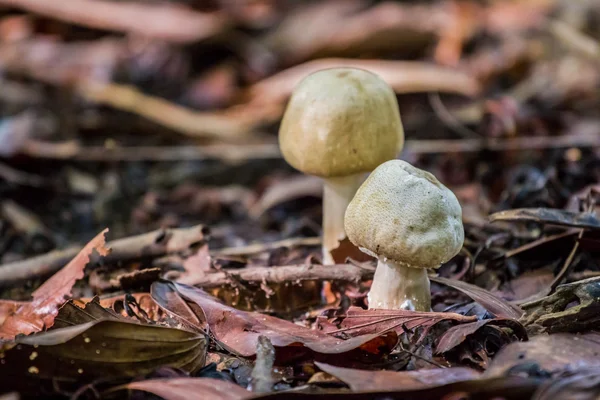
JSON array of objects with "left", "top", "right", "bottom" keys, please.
[
  {"left": 368, "top": 259, "right": 431, "bottom": 311},
  {"left": 322, "top": 174, "right": 363, "bottom": 265}
]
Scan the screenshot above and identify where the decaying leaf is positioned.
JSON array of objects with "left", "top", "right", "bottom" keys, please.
[
  {"left": 0, "top": 229, "right": 110, "bottom": 340},
  {"left": 520, "top": 277, "right": 600, "bottom": 334},
  {"left": 484, "top": 333, "right": 600, "bottom": 378},
  {"left": 0, "top": 319, "right": 206, "bottom": 393},
  {"left": 436, "top": 318, "right": 527, "bottom": 355},
  {"left": 151, "top": 280, "right": 395, "bottom": 358},
  {"left": 315, "top": 361, "right": 480, "bottom": 391},
  {"left": 431, "top": 276, "right": 523, "bottom": 319},
  {"left": 323, "top": 306, "right": 476, "bottom": 337},
  {"left": 120, "top": 377, "right": 253, "bottom": 400},
  {"left": 489, "top": 208, "right": 600, "bottom": 230}
]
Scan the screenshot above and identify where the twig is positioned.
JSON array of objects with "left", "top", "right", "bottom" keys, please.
[
  {"left": 250, "top": 336, "right": 275, "bottom": 393},
  {"left": 17, "top": 129, "right": 600, "bottom": 163},
  {"left": 79, "top": 82, "right": 261, "bottom": 141},
  {"left": 0, "top": 225, "right": 207, "bottom": 287},
  {"left": 0, "top": 162, "right": 47, "bottom": 188},
  {"left": 248, "top": 58, "right": 481, "bottom": 107},
  {"left": 182, "top": 263, "right": 375, "bottom": 288},
  {"left": 211, "top": 237, "right": 321, "bottom": 257},
  {"left": 0, "top": 0, "right": 227, "bottom": 43}
]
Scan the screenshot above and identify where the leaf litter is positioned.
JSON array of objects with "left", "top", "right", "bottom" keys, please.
[{"left": 2, "top": 0, "right": 600, "bottom": 399}]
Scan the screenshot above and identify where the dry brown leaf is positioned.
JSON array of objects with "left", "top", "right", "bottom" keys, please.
[
  {"left": 151, "top": 281, "right": 394, "bottom": 358},
  {"left": 122, "top": 378, "right": 252, "bottom": 400},
  {"left": 316, "top": 361, "right": 480, "bottom": 391},
  {"left": 435, "top": 318, "right": 527, "bottom": 354},
  {"left": 177, "top": 245, "right": 212, "bottom": 285},
  {"left": 0, "top": 229, "right": 110, "bottom": 340},
  {"left": 431, "top": 276, "right": 524, "bottom": 319},
  {"left": 485, "top": 333, "right": 600, "bottom": 378},
  {"left": 327, "top": 306, "right": 476, "bottom": 337}
]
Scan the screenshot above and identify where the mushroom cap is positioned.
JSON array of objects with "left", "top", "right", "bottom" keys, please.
[
  {"left": 344, "top": 160, "right": 464, "bottom": 269},
  {"left": 278, "top": 67, "right": 404, "bottom": 178}
]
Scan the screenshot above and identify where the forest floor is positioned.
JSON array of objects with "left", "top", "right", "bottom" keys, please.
[{"left": 1, "top": 1, "right": 600, "bottom": 399}]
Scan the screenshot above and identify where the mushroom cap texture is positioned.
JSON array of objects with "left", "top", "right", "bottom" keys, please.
[
  {"left": 278, "top": 67, "right": 404, "bottom": 178},
  {"left": 344, "top": 160, "right": 464, "bottom": 269}
]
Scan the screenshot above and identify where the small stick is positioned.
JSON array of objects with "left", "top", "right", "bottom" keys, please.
[
  {"left": 0, "top": 225, "right": 206, "bottom": 287},
  {"left": 177, "top": 263, "right": 375, "bottom": 288}
]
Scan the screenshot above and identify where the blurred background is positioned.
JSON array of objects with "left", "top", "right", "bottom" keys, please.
[{"left": 0, "top": 0, "right": 599, "bottom": 297}]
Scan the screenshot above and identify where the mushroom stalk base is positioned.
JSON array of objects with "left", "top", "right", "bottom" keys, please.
[
  {"left": 322, "top": 174, "right": 363, "bottom": 265},
  {"left": 368, "top": 259, "right": 431, "bottom": 311}
]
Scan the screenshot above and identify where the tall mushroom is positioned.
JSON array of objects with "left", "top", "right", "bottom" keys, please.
[
  {"left": 278, "top": 68, "right": 404, "bottom": 264},
  {"left": 344, "top": 160, "right": 464, "bottom": 311}
]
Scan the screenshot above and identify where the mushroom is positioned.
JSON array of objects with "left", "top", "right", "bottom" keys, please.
[
  {"left": 344, "top": 160, "right": 464, "bottom": 311},
  {"left": 278, "top": 67, "right": 404, "bottom": 264}
]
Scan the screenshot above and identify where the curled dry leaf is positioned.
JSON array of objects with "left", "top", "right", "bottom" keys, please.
[
  {"left": 431, "top": 276, "right": 523, "bottom": 319},
  {"left": 0, "top": 320, "right": 206, "bottom": 393},
  {"left": 435, "top": 318, "right": 527, "bottom": 354},
  {"left": 484, "top": 333, "right": 600, "bottom": 378},
  {"left": 0, "top": 229, "right": 110, "bottom": 340},
  {"left": 315, "top": 361, "right": 480, "bottom": 391},
  {"left": 151, "top": 281, "right": 394, "bottom": 358},
  {"left": 489, "top": 208, "right": 600, "bottom": 230},
  {"left": 121, "top": 377, "right": 252, "bottom": 400}
]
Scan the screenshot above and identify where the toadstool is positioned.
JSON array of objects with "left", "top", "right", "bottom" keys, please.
[
  {"left": 344, "top": 160, "right": 464, "bottom": 311},
  {"left": 278, "top": 67, "right": 404, "bottom": 264}
]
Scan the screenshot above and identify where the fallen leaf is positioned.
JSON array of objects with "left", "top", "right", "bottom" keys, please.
[
  {"left": 120, "top": 377, "right": 252, "bottom": 400},
  {"left": 151, "top": 281, "right": 393, "bottom": 358},
  {"left": 436, "top": 318, "right": 527, "bottom": 354},
  {"left": 327, "top": 306, "right": 476, "bottom": 337},
  {"left": 315, "top": 361, "right": 480, "bottom": 391},
  {"left": 489, "top": 208, "right": 600, "bottom": 230},
  {"left": 330, "top": 238, "right": 375, "bottom": 264},
  {"left": 0, "top": 229, "right": 110, "bottom": 340},
  {"left": 485, "top": 333, "right": 600, "bottom": 378},
  {"left": 431, "top": 276, "right": 523, "bottom": 319},
  {"left": 532, "top": 367, "right": 600, "bottom": 400},
  {"left": 177, "top": 244, "right": 212, "bottom": 285},
  {"left": 0, "top": 320, "right": 206, "bottom": 393}
]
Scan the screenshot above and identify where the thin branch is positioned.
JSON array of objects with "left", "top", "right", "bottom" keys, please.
[
  {"left": 0, "top": 0, "right": 227, "bottom": 43},
  {"left": 0, "top": 225, "right": 207, "bottom": 287},
  {"left": 180, "top": 263, "right": 376, "bottom": 288}
]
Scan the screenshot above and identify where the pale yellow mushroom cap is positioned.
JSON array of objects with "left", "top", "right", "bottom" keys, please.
[
  {"left": 278, "top": 67, "right": 404, "bottom": 178},
  {"left": 344, "top": 160, "right": 464, "bottom": 269}
]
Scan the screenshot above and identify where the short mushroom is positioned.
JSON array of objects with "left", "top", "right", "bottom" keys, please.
[
  {"left": 344, "top": 160, "right": 464, "bottom": 311},
  {"left": 278, "top": 67, "right": 404, "bottom": 264}
]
